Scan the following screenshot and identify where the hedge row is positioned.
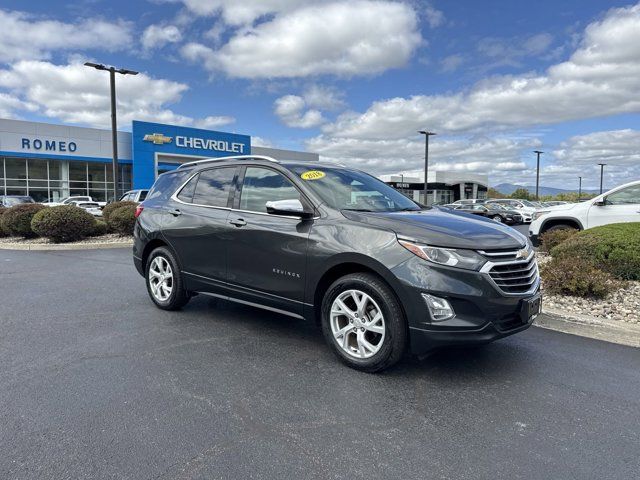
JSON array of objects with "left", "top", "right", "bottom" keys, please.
[{"left": 0, "top": 200, "right": 138, "bottom": 242}]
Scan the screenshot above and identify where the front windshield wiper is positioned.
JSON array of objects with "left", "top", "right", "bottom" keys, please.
[
  {"left": 342, "top": 208, "right": 374, "bottom": 212},
  {"left": 396, "top": 207, "right": 421, "bottom": 212}
]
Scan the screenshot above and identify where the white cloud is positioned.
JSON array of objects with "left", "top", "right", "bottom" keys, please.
[
  {"left": 303, "top": 84, "right": 345, "bottom": 111},
  {"left": 477, "top": 33, "right": 554, "bottom": 63},
  {"left": 193, "top": 115, "right": 236, "bottom": 129},
  {"left": 177, "top": 0, "right": 316, "bottom": 25},
  {"left": 305, "top": 134, "right": 538, "bottom": 176},
  {"left": 0, "top": 92, "right": 36, "bottom": 118},
  {"left": 0, "top": 9, "right": 132, "bottom": 62},
  {"left": 180, "top": 42, "right": 217, "bottom": 70},
  {"left": 439, "top": 54, "right": 465, "bottom": 73},
  {"left": 274, "top": 95, "right": 324, "bottom": 128},
  {"left": 189, "top": 1, "right": 421, "bottom": 78},
  {"left": 554, "top": 129, "right": 640, "bottom": 166},
  {"left": 321, "top": 3, "right": 640, "bottom": 140},
  {"left": 0, "top": 60, "right": 230, "bottom": 129},
  {"left": 423, "top": 2, "right": 445, "bottom": 28},
  {"left": 141, "top": 24, "right": 182, "bottom": 51}
]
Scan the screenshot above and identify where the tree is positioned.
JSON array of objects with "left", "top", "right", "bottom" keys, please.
[
  {"left": 487, "top": 188, "right": 506, "bottom": 199},
  {"left": 510, "top": 188, "right": 532, "bottom": 200}
]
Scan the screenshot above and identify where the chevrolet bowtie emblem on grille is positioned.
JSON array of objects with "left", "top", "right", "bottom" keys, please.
[
  {"left": 143, "top": 133, "right": 173, "bottom": 145},
  {"left": 516, "top": 248, "right": 529, "bottom": 260}
]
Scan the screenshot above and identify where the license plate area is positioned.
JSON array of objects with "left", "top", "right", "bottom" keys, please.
[{"left": 521, "top": 294, "right": 542, "bottom": 323}]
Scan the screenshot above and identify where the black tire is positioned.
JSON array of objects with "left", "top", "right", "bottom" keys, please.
[
  {"left": 320, "top": 273, "right": 407, "bottom": 373},
  {"left": 545, "top": 224, "right": 578, "bottom": 233},
  {"left": 145, "top": 246, "right": 191, "bottom": 310}
]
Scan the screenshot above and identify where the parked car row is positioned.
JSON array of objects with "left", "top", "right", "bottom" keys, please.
[{"left": 441, "top": 198, "right": 574, "bottom": 225}]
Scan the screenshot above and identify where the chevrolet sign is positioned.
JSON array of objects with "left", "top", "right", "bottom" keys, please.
[{"left": 176, "top": 135, "right": 246, "bottom": 153}]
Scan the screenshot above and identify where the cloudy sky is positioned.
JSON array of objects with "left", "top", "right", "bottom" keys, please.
[{"left": 0, "top": 0, "right": 639, "bottom": 190}]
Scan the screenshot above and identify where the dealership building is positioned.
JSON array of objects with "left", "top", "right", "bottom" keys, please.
[
  {"left": 380, "top": 171, "right": 489, "bottom": 205},
  {"left": 0, "top": 118, "right": 318, "bottom": 202}
]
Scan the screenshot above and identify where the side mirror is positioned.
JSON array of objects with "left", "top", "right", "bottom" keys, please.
[
  {"left": 265, "top": 199, "right": 313, "bottom": 218},
  {"left": 594, "top": 199, "right": 606, "bottom": 206}
]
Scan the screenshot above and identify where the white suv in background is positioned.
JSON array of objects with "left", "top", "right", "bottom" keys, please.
[
  {"left": 485, "top": 199, "right": 538, "bottom": 223},
  {"left": 529, "top": 180, "right": 640, "bottom": 245}
]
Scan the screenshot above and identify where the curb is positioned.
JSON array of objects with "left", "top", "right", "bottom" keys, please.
[
  {"left": 535, "top": 310, "right": 640, "bottom": 348},
  {"left": 0, "top": 242, "right": 133, "bottom": 251}
]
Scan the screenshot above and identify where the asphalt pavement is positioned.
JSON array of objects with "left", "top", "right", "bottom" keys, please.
[{"left": 1, "top": 248, "right": 638, "bottom": 479}]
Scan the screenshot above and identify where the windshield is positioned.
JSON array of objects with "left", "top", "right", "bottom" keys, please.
[
  {"left": 289, "top": 166, "right": 421, "bottom": 212},
  {"left": 520, "top": 200, "right": 537, "bottom": 207}
]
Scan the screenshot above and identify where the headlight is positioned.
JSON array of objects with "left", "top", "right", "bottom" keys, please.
[
  {"left": 532, "top": 211, "right": 550, "bottom": 221},
  {"left": 398, "top": 239, "right": 486, "bottom": 271}
]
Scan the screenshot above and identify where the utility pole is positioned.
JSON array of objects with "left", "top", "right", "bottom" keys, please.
[
  {"left": 418, "top": 131, "right": 436, "bottom": 206},
  {"left": 578, "top": 176, "right": 582, "bottom": 201},
  {"left": 84, "top": 62, "right": 139, "bottom": 201},
  {"left": 598, "top": 163, "right": 606, "bottom": 194},
  {"left": 533, "top": 150, "right": 543, "bottom": 200}
]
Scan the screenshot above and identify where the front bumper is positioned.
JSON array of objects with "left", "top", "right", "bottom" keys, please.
[{"left": 391, "top": 257, "right": 540, "bottom": 355}]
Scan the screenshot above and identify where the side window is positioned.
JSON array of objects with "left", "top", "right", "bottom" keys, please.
[
  {"left": 240, "top": 167, "right": 300, "bottom": 214},
  {"left": 138, "top": 190, "right": 148, "bottom": 201},
  {"left": 177, "top": 174, "right": 199, "bottom": 203},
  {"left": 192, "top": 167, "right": 235, "bottom": 207},
  {"left": 606, "top": 185, "right": 640, "bottom": 205}
]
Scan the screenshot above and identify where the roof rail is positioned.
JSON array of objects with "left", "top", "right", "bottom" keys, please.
[{"left": 177, "top": 155, "right": 279, "bottom": 169}]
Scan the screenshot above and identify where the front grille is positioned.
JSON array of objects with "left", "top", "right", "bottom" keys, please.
[{"left": 480, "top": 249, "right": 539, "bottom": 294}]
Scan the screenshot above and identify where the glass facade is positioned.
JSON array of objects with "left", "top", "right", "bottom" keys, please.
[{"left": 0, "top": 157, "right": 132, "bottom": 202}]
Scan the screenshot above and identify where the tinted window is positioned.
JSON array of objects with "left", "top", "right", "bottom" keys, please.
[
  {"left": 139, "top": 190, "right": 148, "bottom": 201},
  {"left": 606, "top": 185, "right": 640, "bottom": 205},
  {"left": 147, "top": 170, "right": 193, "bottom": 203},
  {"left": 240, "top": 167, "right": 300, "bottom": 213},
  {"left": 177, "top": 174, "right": 198, "bottom": 203},
  {"left": 193, "top": 168, "right": 235, "bottom": 207}
]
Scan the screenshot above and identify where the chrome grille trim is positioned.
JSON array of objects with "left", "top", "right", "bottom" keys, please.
[{"left": 479, "top": 249, "right": 540, "bottom": 296}]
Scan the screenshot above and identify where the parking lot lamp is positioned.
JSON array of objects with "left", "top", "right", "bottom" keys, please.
[
  {"left": 418, "top": 131, "right": 436, "bottom": 205},
  {"left": 533, "top": 151, "right": 543, "bottom": 200},
  {"left": 598, "top": 163, "right": 606, "bottom": 194},
  {"left": 84, "top": 62, "right": 139, "bottom": 201},
  {"left": 578, "top": 176, "right": 582, "bottom": 201}
]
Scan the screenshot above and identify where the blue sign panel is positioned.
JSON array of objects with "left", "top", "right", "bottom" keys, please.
[{"left": 131, "top": 120, "right": 251, "bottom": 188}]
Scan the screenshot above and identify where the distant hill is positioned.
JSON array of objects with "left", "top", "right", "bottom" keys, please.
[{"left": 492, "top": 183, "right": 599, "bottom": 196}]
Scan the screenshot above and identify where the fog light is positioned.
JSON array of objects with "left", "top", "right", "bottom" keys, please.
[{"left": 422, "top": 294, "right": 455, "bottom": 322}]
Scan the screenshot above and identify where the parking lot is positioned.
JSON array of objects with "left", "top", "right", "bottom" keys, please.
[{"left": 1, "top": 248, "right": 639, "bottom": 479}]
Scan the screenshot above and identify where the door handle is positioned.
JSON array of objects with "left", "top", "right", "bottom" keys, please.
[
  {"left": 169, "top": 208, "right": 182, "bottom": 216},
  {"left": 229, "top": 218, "right": 247, "bottom": 227}
]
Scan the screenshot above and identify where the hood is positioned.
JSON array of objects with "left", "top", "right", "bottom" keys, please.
[
  {"left": 343, "top": 208, "right": 527, "bottom": 250},
  {"left": 543, "top": 203, "right": 579, "bottom": 212}
]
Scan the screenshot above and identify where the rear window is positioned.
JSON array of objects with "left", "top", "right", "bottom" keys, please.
[
  {"left": 145, "top": 170, "right": 194, "bottom": 203},
  {"left": 192, "top": 168, "right": 236, "bottom": 207}
]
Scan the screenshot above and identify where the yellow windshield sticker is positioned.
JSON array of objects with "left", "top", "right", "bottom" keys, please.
[{"left": 301, "top": 170, "right": 325, "bottom": 180}]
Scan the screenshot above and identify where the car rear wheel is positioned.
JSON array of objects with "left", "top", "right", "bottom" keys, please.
[
  {"left": 146, "top": 247, "right": 190, "bottom": 310},
  {"left": 321, "top": 273, "right": 407, "bottom": 372},
  {"left": 492, "top": 215, "right": 502, "bottom": 222},
  {"left": 546, "top": 224, "right": 578, "bottom": 233}
]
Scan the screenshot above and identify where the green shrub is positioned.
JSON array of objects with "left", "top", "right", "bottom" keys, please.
[
  {"left": 550, "top": 223, "right": 640, "bottom": 280},
  {"left": 102, "top": 201, "right": 137, "bottom": 222},
  {"left": 31, "top": 205, "right": 96, "bottom": 243},
  {"left": 539, "top": 228, "right": 577, "bottom": 254},
  {"left": 0, "top": 206, "right": 8, "bottom": 237},
  {"left": 2, "top": 203, "right": 46, "bottom": 238},
  {"left": 108, "top": 204, "right": 136, "bottom": 235},
  {"left": 90, "top": 220, "right": 109, "bottom": 236},
  {"left": 541, "top": 257, "right": 622, "bottom": 299}
]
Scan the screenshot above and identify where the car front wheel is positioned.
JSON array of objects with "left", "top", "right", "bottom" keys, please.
[
  {"left": 492, "top": 215, "right": 502, "bottom": 222},
  {"left": 145, "top": 247, "right": 191, "bottom": 310},
  {"left": 321, "top": 273, "right": 407, "bottom": 372}
]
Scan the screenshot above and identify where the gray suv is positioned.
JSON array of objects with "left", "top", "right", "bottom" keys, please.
[{"left": 133, "top": 156, "right": 541, "bottom": 372}]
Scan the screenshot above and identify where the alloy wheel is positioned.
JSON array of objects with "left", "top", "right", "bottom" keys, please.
[
  {"left": 330, "top": 289, "right": 385, "bottom": 359},
  {"left": 148, "top": 256, "right": 174, "bottom": 302}
]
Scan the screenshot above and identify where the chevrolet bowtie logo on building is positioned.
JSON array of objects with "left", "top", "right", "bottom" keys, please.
[{"left": 143, "top": 133, "right": 173, "bottom": 145}]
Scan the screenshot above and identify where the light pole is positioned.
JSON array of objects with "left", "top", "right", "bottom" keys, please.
[
  {"left": 84, "top": 62, "right": 139, "bottom": 201},
  {"left": 578, "top": 176, "right": 582, "bottom": 201},
  {"left": 598, "top": 163, "right": 606, "bottom": 194},
  {"left": 418, "top": 131, "right": 436, "bottom": 205},
  {"left": 533, "top": 150, "right": 543, "bottom": 200}
]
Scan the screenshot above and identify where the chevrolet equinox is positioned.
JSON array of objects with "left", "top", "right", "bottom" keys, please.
[{"left": 133, "top": 156, "right": 541, "bottom": 372}]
